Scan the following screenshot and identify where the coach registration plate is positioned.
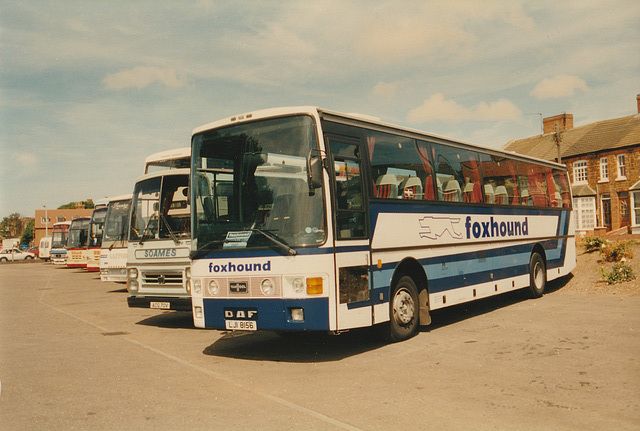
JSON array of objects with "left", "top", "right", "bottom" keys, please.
[
  {"left": 225, "top": 320, "right": 257, "bottom": 331},
  {"left": 150, "top": 301, "right": 170, "bottom": 310}
]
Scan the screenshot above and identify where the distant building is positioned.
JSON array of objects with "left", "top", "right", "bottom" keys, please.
[
  {"left": 33, "top": 206, "right": 94, "bottom": 247},
  {"left": 503, "top": 94, "right": 640, "bottom": 235}
]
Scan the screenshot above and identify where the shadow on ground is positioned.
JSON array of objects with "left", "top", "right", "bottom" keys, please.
[
  {"left": 136, "top": 311, "right": 195, "bottom": 329},
  {"left": 203, "top": 326, "right": 387, "bottom": 363},
  {"left": 108, "top": 288, "right": 128, "bottom": 293}
]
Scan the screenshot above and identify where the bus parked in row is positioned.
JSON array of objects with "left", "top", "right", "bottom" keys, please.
[
  {"left": 87, "top": 200, "right": 108, "bottom": 272},
  {"left": 144, "top": 146, "right": 190, "bottom": 174},
  {"left": 66, "top": 217, "right": 90, "bottom": 268},
  {"left": 127, "top": 148, "right": 192, "bottom": 311},
  {"left": 100, "top": 194, "right": 132, "bottom": 282},
  {"left": 187, "top": 107, "right": 576, "bottom": 341},
  {"left": 50, "top": 221, "right": 72, "bottom": 265}
]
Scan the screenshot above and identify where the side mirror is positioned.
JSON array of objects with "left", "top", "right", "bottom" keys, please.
[{"left": 307, "top": 155, "right": 324, "bottom": 190}]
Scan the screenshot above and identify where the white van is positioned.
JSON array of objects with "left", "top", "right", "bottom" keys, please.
[{"left": 39, "top": 236, "right": 52, "bottom": 261}]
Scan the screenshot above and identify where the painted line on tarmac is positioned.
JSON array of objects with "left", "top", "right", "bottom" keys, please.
[
  {"left": 125, "top": 337, "right": 363, "bottom": 431},
  {"left": 37, "top": 278, "right": 362, "bottom": 431}
]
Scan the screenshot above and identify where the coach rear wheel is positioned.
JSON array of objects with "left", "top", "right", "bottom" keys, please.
[
  {"left": 386, "top": 276, "right": 419, "bottom": 342},
  {"left": 528, "top": 252, "right": 546, "bottom": 298}
]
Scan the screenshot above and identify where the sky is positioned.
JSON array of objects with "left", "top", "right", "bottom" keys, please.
[{"left": 1, "top": 1, "right": 639, "bottom": 218}]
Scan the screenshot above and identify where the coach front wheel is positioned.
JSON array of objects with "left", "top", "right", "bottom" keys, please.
[
  {"left": 528, "top": 252, "right": 546, "bottom": 298},
  {"left": 385, "top": 276, "right": 419, "bottom": 342}
]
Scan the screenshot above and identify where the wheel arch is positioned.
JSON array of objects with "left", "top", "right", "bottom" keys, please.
[
  {"left": 528, "top": 243, "right": 548, "bottom": 298},
  {"left": 390, "top": 257, "right": 431, "bottom": 326},
  {"left": 531, "top": 242, "right": 547, "bottom": 263}
]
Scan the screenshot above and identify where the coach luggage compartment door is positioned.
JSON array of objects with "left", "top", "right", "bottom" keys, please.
[{"left": 326, "top": 135, "right": 373, "bottom": 331}]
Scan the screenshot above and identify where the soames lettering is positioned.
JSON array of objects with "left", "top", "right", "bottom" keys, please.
[
  {"left": 143, "top": 249, "right": 177, "bottom": 258},
  {"left": 209, "top": 260, "right": 272, "bottom": 273},
  {"left": 465, "top": 216, "right": 529, "bottom": 239}
]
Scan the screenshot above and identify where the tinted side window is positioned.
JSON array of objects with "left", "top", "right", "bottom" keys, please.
[
  {"left": 328, "top": 139, "right": 367, "bottom": 239},
  {"left": 367, "top": 131, "right": 435, "bottom": 201},
  {"left": 481, "top": 156, "right": 518, "bottom": 205},
  {"left": 552, "top": 169, "right": 571, "bottom": 208},
  {"left": 432, "top": 143, "right": 482, "bottom": 203}
]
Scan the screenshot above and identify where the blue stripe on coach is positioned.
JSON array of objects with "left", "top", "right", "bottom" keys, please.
[{"left": 202, "top": 297, "right": 330, "bottom": 331}]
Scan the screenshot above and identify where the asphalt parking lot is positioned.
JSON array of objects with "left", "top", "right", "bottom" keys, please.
[{"left": 1, "top": 262, "right": 639, "bottom": 430}]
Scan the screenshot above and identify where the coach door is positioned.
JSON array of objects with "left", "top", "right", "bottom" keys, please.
[{"left": 326, "top": 135, "right": 372, "bottom": 331}]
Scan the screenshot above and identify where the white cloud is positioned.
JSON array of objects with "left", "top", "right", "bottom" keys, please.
[
  {"left": 102, "top": 66, "right": 186, "bottom": 90},
  {"left": 354, "top": 2, "right": 536, "bottom": 66},
  {"left": 530, "top": 75, "right": 588, "bottom": 99},
  {"left": 407, "top": 93, "right": 522, "bottom": 123},
  {"left": 356, "top": 12, "right": 474, "bottom": 64},
  {"left": 16, "top": 152, "right": 37, "bottom": 166},
  {"left": 373, "top": 81, "right": 399, "bottom": 100}
]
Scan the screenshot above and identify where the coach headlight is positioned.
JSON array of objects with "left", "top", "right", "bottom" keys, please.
[
  {"left": 292, "top": 278, "right": 304, "bottom": 294},
  {"left": 127, "top": 267, "right": 138, "bottom": 280},
  {"left": 193, "top": 279, "right": 202, "bottom": 295},
  {"left": 260, "top": 278, "right": 275, "bottom": 295},
  {"left": 127, "top": 280, "right": 138, "bottom": 292},
  {"left": 185, "top": 267, "right": 192, "bottom": 293},
  {"left": 207, "top": 279, "right": 220, "bottom": 296}
]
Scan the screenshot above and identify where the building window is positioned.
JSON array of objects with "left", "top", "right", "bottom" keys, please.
[
  {"left": 573, "top": 160, "right": 588, "bottom": 184},
  {"left": 40, "top": 216, "right": 51, "bottom": 223},
  {"left": 573, "top": 196, "right": 595, "bottom": 230},
  {"left": 617, "top": 154, "right": 626, "bottom": 179},
  {"left": 632, "top": 191, "right": 640, "bottom": 226},
  {"left": 599, "top": 157, "right": 609, "bottom": 181},
  {"left": 620, "top": 191, "right": 630, "bottom": 223},
  {"left": 56, "top": 216, "right": 66, "bottom": 222},
  {"left": 601, "top": 194, "right": 612, "bottom": 228}
]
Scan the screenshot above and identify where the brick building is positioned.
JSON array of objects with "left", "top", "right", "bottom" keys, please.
[
  {"left": 33, "top": 206, "right": 94, "bottom": 246},
  {"left": 503, "top": 94, "right": 640, "bottom": 235}
]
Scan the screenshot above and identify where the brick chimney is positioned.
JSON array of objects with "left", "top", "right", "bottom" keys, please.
[
  {"left": 543, "top": 113, "right": 573, "bottom": 134},
  {"left": 636, "top": 93, "right": 640, "bottom": 114}
]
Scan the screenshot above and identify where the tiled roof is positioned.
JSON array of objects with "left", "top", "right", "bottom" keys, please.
[
  {"left": 571, "top": 184, "right": 597, "bottom": 197},
  {"left": 503, "top": 113, "right": 640, "bottom": 160}
]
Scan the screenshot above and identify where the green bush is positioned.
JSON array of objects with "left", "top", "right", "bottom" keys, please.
[
  {"left": 600, "top": 262, "right": 636, "bottom": 285},
  {"left": 601, "top": 241, "right": 634, "bottom": 262},
  {"left": 584, "top": 236, "right": 606, "bottom": 253}
]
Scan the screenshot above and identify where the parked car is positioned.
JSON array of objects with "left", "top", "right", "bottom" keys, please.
[
  {"left": 28, "top": 247, "right": 40, "bottom": 257},
  {"left": 0, "top": 248, "right": 37, "bottom": 262}
]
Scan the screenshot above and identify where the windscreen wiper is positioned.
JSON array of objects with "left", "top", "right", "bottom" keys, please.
[
  {"left": 109, "top": 232, "right": 126, "bottom": 250},
  {"left": 138, "top": 215, "right": 156, "bottom": 245},
  {"left": 247, "top": 228, "right": 297, "bottom": 256},
  {"left": 160, "top": 215, "right": 181, "bottom": 245}
]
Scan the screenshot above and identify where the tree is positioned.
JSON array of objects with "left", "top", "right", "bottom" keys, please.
[
  {"left": 0, "top": 213, "right": 23, "bottom": 238},
  {"left": 20, "top": 219, "right": 35, "bottom": 246},
  {"left": 58, "top": 200, "right": 95, "bottom": 209}
]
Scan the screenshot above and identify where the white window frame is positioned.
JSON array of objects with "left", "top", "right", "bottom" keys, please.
[
  {"left": 617, "top": 154, "right": 626, "bottom": 180},
  {"left": 632, "top": 191, "right": 640, "bottom": 227},
  {"left": 599, "top": 157, "right": 609, "bottom": 182},
  {"left": 573, "top": 196, "right": 596, "bottom": 231},
  {"left": 573, "top": 160, "right": 588, "bottom": 185}
]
